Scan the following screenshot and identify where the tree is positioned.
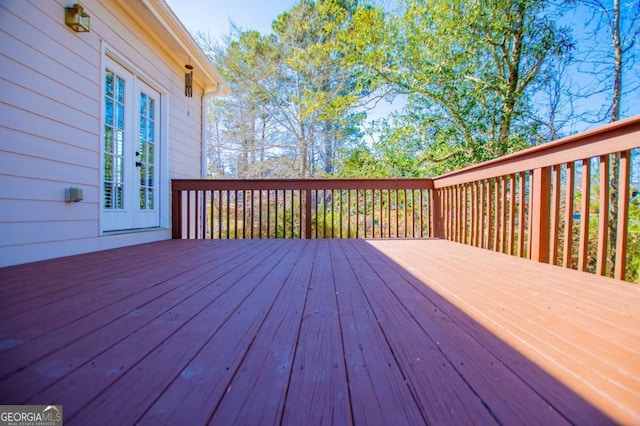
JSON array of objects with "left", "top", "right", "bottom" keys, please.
[
  {"left": 272, "top": 0, "right": 367, "bottom": 175},
  {"left": 569, "top": 0, "right": 640, "bottom": 122},
  {"left": 341, "top": 0, "right": 573, "bottom": 173},
  {"left": 567, "top": 0, "right": 640, "bottom": 274},
  {"left": 198, "top": 29, "right": 287, "bottom": 178},
  {"left": 199, "top": 1, "right": 367, "bottom": 178}
]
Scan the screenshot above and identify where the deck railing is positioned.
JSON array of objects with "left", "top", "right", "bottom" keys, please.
[
  {"left": 172, "top": 179, "right": 434, "bottom": 240},
  {"left": 431, "top": 115, "right": 640, "bottom": 282},
  {"left": 172, "top": 115, "right": 640, "bottom": 282}
]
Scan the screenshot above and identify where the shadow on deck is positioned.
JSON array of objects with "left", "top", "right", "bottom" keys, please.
[{"left": 0, "top": 239, "right": 638, "bottom": 425}]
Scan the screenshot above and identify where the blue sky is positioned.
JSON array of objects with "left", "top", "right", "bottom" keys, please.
[
  {"left": 165, "top": 0, "right": 638, "bottom": 133},
  {"left": 165, "top": 0, "right": 297, "bottom": 41}
]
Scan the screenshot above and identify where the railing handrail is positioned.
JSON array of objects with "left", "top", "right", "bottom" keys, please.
[
  {"left": 432, "top": 115, "right": 640, "bottom": 188},
  {"left": 172, "top": 178, "right": 434, "bottom": 191}
]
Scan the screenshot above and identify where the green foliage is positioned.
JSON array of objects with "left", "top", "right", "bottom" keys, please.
[
  {"left": 204, "top": 0, "right": 368, "bottom": 177},
  {"left": 627, "top": 196, "right": 640, "bottom": 282},
  {"left": 339, "top": 0, "right": 572, "bottom": 173}
]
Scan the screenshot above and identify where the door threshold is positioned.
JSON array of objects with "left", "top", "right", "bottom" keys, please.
[{"left": 103, "top": 227, "right": 162, "bottom": 236}]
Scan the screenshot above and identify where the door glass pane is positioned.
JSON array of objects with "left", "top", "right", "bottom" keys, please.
[
  {"left": 104, "top": 69, "right": 125, "bottom": 210},
  {"left": 138, "top": 92, "right": 155, "bottom": 211},
  {"left": 105, "top": 71, "right": 114, "bottom": 97}
]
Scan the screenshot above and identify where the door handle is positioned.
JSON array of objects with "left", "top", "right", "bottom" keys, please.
[{"left": 135, "top": 161, "right": 142, "bottom": 167}]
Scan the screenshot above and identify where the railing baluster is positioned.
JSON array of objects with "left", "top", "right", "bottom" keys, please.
[
  {"left": 596, "top": 155, "right": 609, "bottom": 275},
  {"left": 563, "top": 162, "right": 575, "bottom": 268},
  {"left": 418, "top": 189, "right": 422, "bottom": 238},
  {"left": 282, "top": 190, "right": 286, "bottom": 239},
  {"left": 452, "top": 186, "right": 456, "bottom": 241},
  {"left": 518, "top": 172, "right": 526, "bottom": 258},
  {"left": 508, "top": 175, "right": 515, "bottom": 255},
  {"left": 615, "top": 151, "right": 631, "bottom": 280},
  {"left": 527, "top": 171, "right": 534, "bottom": 259},
  {"left": 201, "top": 190, "right": 205, "bottom": 239},
  {"left": 338, "top": 190, "right": 343, "bottom": 238},
  {"left": 550, "top": 165, "right": 561, "bottom": 265},
  {"left": 578, "top": 159, "right": 591, "bottom": 271},
  {"left": 224, "top": 190, "right": 229, "bottom": 239},
  {"left": 298, "top": 190, "right": 303, "bottom": 239},
  {"left": 493, "top": 178, "right": 500, "bottom": 251},
  {"left": 210, "top": 190, "right": 215, "bottom": 239},
  {"left": 241, "top": 190, "right": 245, "bottom": 239},
  {"left": 447, "top": 187, "right": 453, "bottom": 241},
  {"left": 217, "top": 190, "right": 222, "bottom": 239},
  {"left": 305, "top": 189, "right": 312, "bottom": 239},
  {"left": 419, "top": 189, "right": 423, "bottom": 238},
  {"left": 186, "top": 190, "right": 192, "bottom": 239},
  {"left": 470, "top": 182, "right": 476, "bottom": 246},
  {"left": 460, "top": 185, "right": 465, "bottom": 243},
  {"left": 233, "top": 190, "right": 237, "bottom": 239},
  {"left": 362, "top": 189, "right": 366, "bottom": 238},
  {"left": 291, "top": 190, "right": 295, "bottom": 239},
  {"left": 460, "top": 185, "right": 465, "bottom": 242},
  {"left": 479, "top": 181, "right": 485, "bottom": 249},
  {"left": 355, "top": 190, "right": 359, "bottom": 238},
  {"left": 384, "top": 190, "right": 388, "bottom": 238},
  {"left": 251, "top": 190, "right": 255, "bottom": 239},
  {"left": 195, "top": 190, "right": 200, "bottom": 239},
  {"left": 377, "top": 189, "right": 381, "bottom": 238},
  {"left": 266, "top": 190, "right": 271, "bottom": 239},
  {"left": 348, "top": 190, "right": 352, "bottom": 238},
  {"left": 500, "top": 176, "right": 508, "bottom": 253},
  {"left": 396, "top": 189, "right": 400, "bottom": 238},
  {"left": 486, "top": 180, "right": 493, "bottom": 250}
]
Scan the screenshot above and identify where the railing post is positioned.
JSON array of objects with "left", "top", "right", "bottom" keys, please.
[
  {"left": 431, "top": 188, "right": 444, "bottom": 239},
  {"left": 615, "top": 150, "right": 630, "bottom": 280},
  {"left": 304, "top": 189, "right": 312, "bottom": 239},
  {"left": 171, "top": 184, "right": 182, "bottom": 239},
  {"left": 530, "top": 167, "right": 551, "bottom": 263}
]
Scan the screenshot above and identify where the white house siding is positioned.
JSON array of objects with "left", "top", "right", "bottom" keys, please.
[{"left": 0, "top": 0, "right": 207, "bottom": 267}]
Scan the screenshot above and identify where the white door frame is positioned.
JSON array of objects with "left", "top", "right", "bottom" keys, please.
[{"left": 100, "top": 46, "right": 169, "bottom": 234}]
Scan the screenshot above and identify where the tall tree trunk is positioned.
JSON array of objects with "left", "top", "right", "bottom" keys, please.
[
  {"left": 300, "top": 121, "right": 308, "bottom": 178},
  {"left": 324, "top": 119, "right": 333, "bottom": 174},
  {"left": 608, "top": 0, "right": 622, "bottom": 275},
  {"left": 497, "top": 2, "right": 526, "bottom": 156},
  {"left": 611, "top": 0, "right": 622, "bottom": 123}
]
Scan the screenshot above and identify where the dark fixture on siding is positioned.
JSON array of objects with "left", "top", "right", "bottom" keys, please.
[
  {"left": 65, "top": 3, "right": 90, "bottom": 32},
  {"left": 185, "top": 64, "right": 193, "bottom": 97}
]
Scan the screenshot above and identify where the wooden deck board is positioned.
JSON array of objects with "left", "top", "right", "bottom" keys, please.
[
  {"left": 0, "top": 240, "right": 264, "bottom": 380},
  {"left": 135, "top": 241, "right": 304, "bottom": 425},
  {"left": 203, "top": 240, "right": 309, "bottom": 425},
  {"left": 1, "top": 239, "right": 638, "bottom": 425},
  {"left": 340, "top": 240, "right": 498, "bottom": 425},
  {"left": 331, "top": 240, "right": 427, "bottom": 426},
  {"left": 352, "top": 241, "right": 571, "bottom": 425},
  {"left": 367, "top": 239, "right": 638, "bottom": 425},
  {"left": 65, "top": 240, "right": 295, "bottom": 424},
  {"left": 282, "top": 240, "right": 352, "bottom": 425}
]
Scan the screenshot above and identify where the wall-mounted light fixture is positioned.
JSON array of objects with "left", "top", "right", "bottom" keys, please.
[
  {"left": 65, "top": 3, "right": 90, "bottom": 33},
  {"left": 65, "top": 187, "right": 84, "bottom": 203},
  {"left": 185, "top": 64, "right": 193, "bottom": 97}
]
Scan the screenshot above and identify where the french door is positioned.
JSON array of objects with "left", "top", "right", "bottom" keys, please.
[{"left": 102, "top": 59, "right": 161, "bottom": 232}]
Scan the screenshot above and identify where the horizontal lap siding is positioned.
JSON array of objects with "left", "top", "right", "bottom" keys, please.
[{"left": 0, "top": 0, "right": 205, "bottom": 266}]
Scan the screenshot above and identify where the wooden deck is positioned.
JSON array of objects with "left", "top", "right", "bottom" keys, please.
[{"left": 0, "top": 239, "right": 638, "bottom": 425}]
